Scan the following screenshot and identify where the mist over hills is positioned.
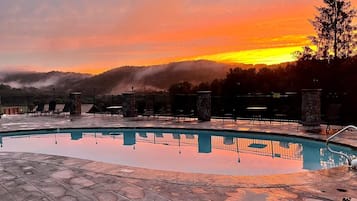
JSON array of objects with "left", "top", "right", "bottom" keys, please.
[
  {"left": 0, "top": 60, "right": 274, "bottom": 95},
  {"left": 72, "top": 60, "right": 239, "bottom": 94},
  {"left": 0, "top": 71, "right": 90, "bottom": 90}
]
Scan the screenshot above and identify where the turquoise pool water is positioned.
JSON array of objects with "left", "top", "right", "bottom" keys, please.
[{"left": 0, "top": 128, "right": 356, "bottom": 176}]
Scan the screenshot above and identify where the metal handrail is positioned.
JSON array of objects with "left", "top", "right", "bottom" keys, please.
[{"left": 326, "top": 125, "right": 357, "bottom": 167}]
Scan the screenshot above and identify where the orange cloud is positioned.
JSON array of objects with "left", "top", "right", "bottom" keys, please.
[{"left": 1, "top": 0, "right": 356, "bottom": 74}]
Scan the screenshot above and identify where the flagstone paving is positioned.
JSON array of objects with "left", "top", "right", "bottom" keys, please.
[{"left": 0, "top": 114, "right": 356, "bottom": 201}]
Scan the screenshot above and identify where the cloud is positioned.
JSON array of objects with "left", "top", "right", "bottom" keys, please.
[{"left": 0, "top": 0, "right": 345, "bottom": 73}]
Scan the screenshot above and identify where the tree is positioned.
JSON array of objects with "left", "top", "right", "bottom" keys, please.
[
  {"left": 294, "top": 46, "right": 316, "bottom": 61},
  {"left": 311, "top": 0, "right": 356, "bottom": 60},
  {"left": 168, "top": 81, "right": 193, "bottom": 94},
  {"left": 297, "top": 0, "right": 356, "bottom": 60}
]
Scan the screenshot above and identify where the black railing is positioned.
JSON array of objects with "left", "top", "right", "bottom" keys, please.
[{"left": 1, "top": 91, "right": 356, "bottom": 124}]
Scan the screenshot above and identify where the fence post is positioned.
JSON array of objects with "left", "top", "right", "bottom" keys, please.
[
  {"left": 69, "top": 92, "right": 81, "bottom": 116},
  {"left": 0, "top": 96, "right": 2, "bottom": 117},
  {"left": 301, "top": 89, "right": 322, "bottom": 128},
  {"left": 122, "top": 92, "right": 137, "bottom": 117}
]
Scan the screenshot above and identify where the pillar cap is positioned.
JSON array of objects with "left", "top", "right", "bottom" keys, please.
[
  {"left": 122, "top": 91, "right": 135, "bottom": 95},
  {"left": 302, "top": 89, "right": 322, "bottom": 92},
  {"left": 197, "top": 91, "right": 211, "bottom": 94},
  {"left": 70, "top": 92, "right": 81, "bottom": 95}
]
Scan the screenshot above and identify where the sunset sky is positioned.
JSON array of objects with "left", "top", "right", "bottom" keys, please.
[{"left": 1, "top": 0, "right": 356, "bottom": 74}]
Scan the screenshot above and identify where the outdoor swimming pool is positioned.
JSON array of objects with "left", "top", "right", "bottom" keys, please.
[{"left": 0, "top": 128, "right": 356, "bottom": 176}]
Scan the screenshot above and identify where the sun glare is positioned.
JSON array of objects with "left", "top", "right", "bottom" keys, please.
[{"left": 188, "top": 46, "right": 304, "bottom": 65}]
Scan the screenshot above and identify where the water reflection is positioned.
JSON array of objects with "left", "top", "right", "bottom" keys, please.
[
  {"left": 236, "top": 138, "right": 241, "bottom": 163},
  {"left": 123, "top": 131, "right": 136, "bottom": 146},
  {"left": 138, "top": 132, "right": 147, "bottom": 138},
  {"left": 70, "top": 131, "right": 83, "bottom": 140},
  {"left": 198, "top": 134, "right": 212, "bottom": 153},
  {"left": 0, "top": 128, "right": 356, "bottom": 175},
  {"left": 302, "top": 143, "right": 322, "bottom": 170},
  {"left": 154, "top": 132, "right": 163, "bottom": 138},
  {"left": 172, "top": 133, "right": 180, "bottom": 139},
  {"left": 224, "top": 136, "right": 234, "bottom": 145},
  {"left": 72, "top": 130, "right": 356, "bottom": 169}
]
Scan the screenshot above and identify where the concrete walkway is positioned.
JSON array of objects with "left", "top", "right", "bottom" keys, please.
[{"left": 0, "top": 114, "right": 356, "bottom": 201}]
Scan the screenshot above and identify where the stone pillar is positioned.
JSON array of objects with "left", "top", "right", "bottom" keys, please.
[
  {"left": 69, "top": 92, "right": 81, "bottom": 115},
  {"left": 0, "top": 96, "right": 2, "bottom": 117},
  {"left": 197, "top": 91, "right": 211, "bottom": 121},
  {"left": 122, "top": 92, "right": 137, "bottom": 117},
  {"left": 301, "top": 89, "right": 322, "bottom": 127}
]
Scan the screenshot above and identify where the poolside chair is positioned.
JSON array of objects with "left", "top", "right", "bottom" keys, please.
[
  {"left": 36, "top": 103, "right": 45, "bottom": 114},
  {"left": 325, "top": 103, "right": 342, "bottom": 133},
  {"left": 142, "top": 109, "right": 154, "bottom": 118},
  {"left": 88, "top": 104, "right": 102, "bottom": 113},
  {"left": 221, "top": 108, "right": 237, "bottom": 123},
  {"left": 62, "top": 102, "right": 71, "bottom": 113},
  {"left": 49, "top": 100, "right": 56, "bottom": 112}
]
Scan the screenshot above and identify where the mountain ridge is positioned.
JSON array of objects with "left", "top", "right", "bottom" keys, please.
[{"left": 0, "top": 60, "right": 292, "bottom": 95}]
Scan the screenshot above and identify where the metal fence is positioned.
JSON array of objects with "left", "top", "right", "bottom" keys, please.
[{"left": 0, "top": 91, "right": 355, "bottom": 124}]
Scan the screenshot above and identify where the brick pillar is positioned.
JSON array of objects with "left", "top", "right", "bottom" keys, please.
[
  {"left": 197, "top": 91, "right": 211, "bottom": 121},
  {"left": 301, "top": 89, "right": 322, "bottom": 127},
  {"left": 69, "top": 92, "right": 81, "bottom": 115},
  {"left": 122, "top": 92, "right": 137, "bottom": 117}
]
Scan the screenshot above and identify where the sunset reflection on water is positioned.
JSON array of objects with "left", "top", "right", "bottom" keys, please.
[{"left": 0, "top": 129, "right": 355, "bottom": 176}]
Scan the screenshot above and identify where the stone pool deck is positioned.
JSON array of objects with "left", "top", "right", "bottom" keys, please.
[{"left": 0, "top": 114, "right": 356, "bottom": 201}]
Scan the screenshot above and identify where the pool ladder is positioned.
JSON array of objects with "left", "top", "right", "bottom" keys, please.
[{"left": 326, "top": 125, "right": 357, "bottom": 169}]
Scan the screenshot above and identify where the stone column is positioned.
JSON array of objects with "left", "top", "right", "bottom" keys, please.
[
  {"left": 122, "top": 92, "right": 137, "bottom": 117},
  {"left": 301, "top": 89, "right": 322, "bottom": 127},
  {"left": 69, "top": 92, "right": 81, "bottom": 115},
  {"left": 197, "top": 91, "right": 211, "bottom": 121}
]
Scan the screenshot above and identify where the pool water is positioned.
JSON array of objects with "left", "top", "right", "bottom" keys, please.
[{"left": 0, "top": 128, "right": 356, "bottom": 176}]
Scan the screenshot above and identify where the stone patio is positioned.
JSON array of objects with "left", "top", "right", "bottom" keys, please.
[{"left": 0, "top": 114, "right": 356, "bottom": 201}]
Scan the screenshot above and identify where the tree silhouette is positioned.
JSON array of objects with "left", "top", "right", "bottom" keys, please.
[
  {"left": 296, "top": 0, "right": 356, "bottom": 60},
  {"left": 310, "top": 0, "right": 356, "bottom": 60},
  {"left": 294, "top": 46, "right": 315, "bottom": 60}
]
